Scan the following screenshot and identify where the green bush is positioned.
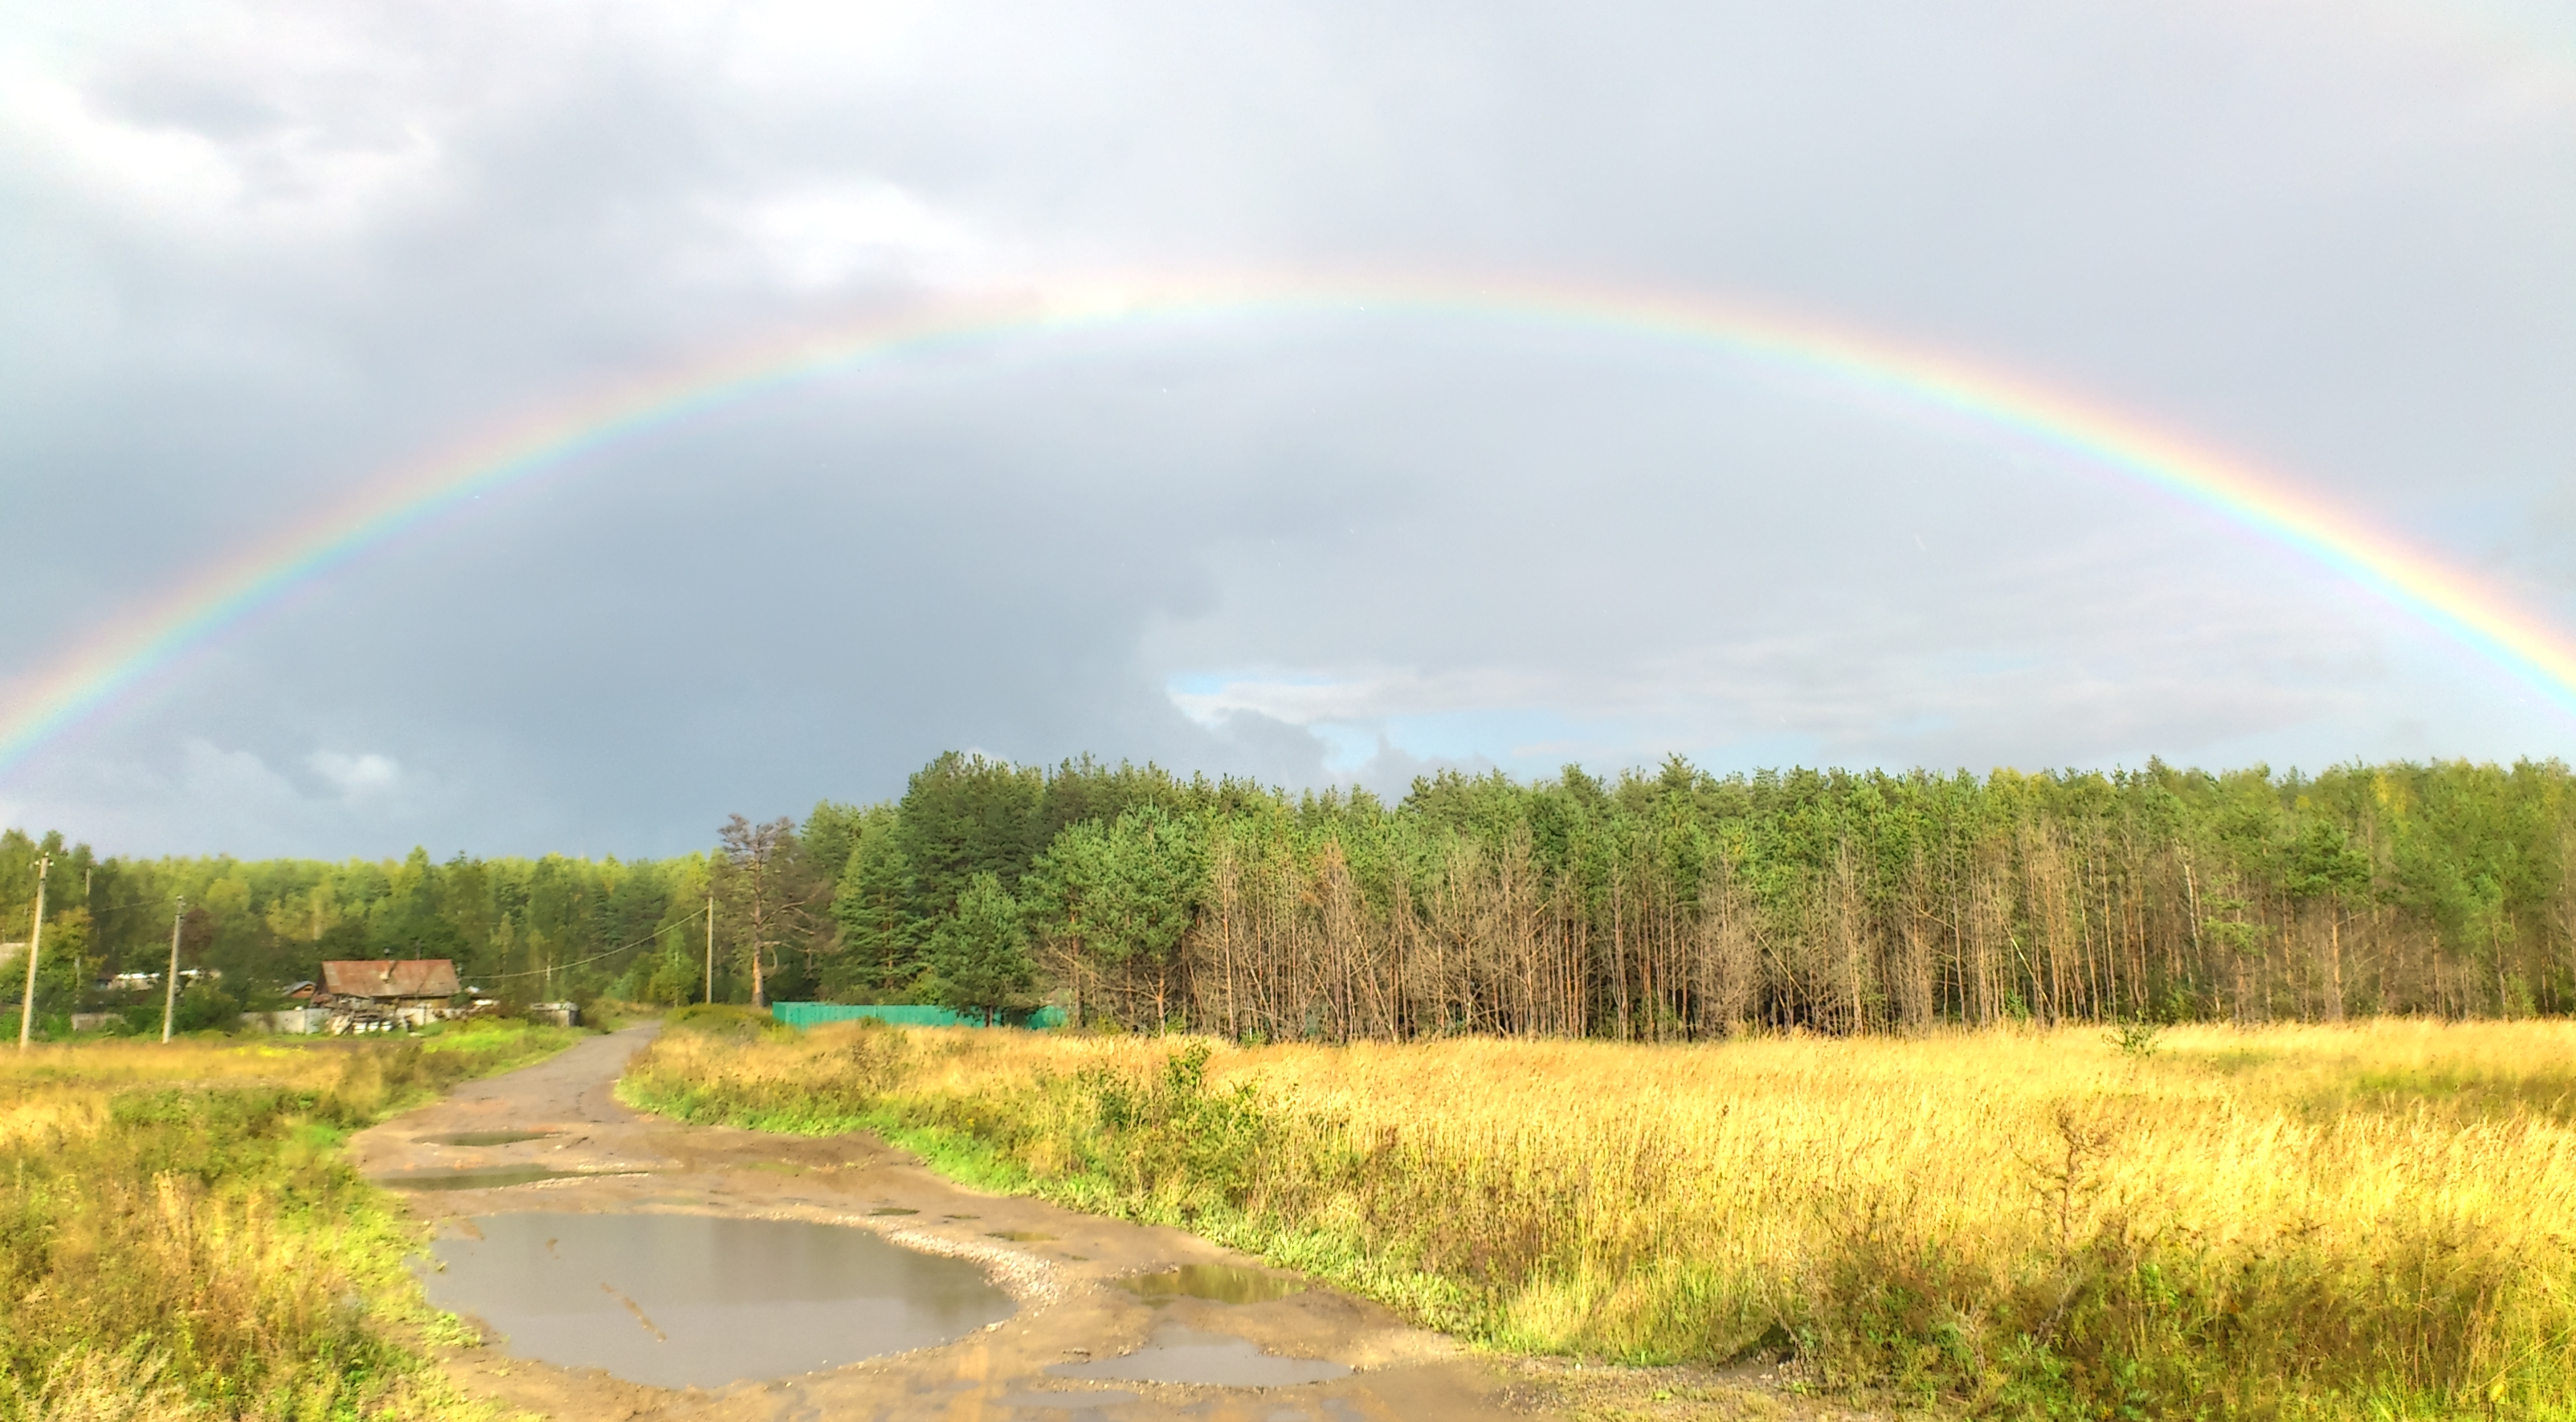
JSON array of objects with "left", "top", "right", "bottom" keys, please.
[
  {"left": 635, "top": 952, "right": 701, "bottom": 1007},
  {"left": 663, "top": 1003, "right": 787, "bottom": 1040},
  {"left": 170, "top": 982, "right": 240, "bottom": 1035}
]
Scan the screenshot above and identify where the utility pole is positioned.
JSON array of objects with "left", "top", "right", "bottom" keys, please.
[
  {"left": 161, "top": 898, "right": 187, "bottom": 1043},
  {"left": 18, "top": 854, "right": 49, "bottom": 1051},
  {"left": 704, "top": 893, "right": 716, "bottom": 1004}
]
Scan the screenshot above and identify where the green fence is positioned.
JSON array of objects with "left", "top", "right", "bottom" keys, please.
[{"left": 769, "top": 1002, "right": 1066, "bottom": 1030}]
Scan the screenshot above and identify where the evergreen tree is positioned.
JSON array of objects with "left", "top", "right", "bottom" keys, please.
[
  {"left": 927, "top": 872, "right": 1035, "bottom": 1024},
  {"left": 894, "top": 752, "right": 1046, "bottom": 919},
  {"left": 713, "top": 815, "right": 834, "bottom": 1007},
  {"left": 827, "top": 805, "right": 918, "bottom": 999},
  {"left": 1023, "top": 804, "right": 1202, "bottom": 1028}
]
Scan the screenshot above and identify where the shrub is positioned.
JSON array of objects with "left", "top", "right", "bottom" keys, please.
[
  {"left": 621, "top": 1020, "right": 2576, "bottom": 1421},
  {"left": 663, "top": 1003, "right": 786, "bottom": 1040},
  {"left": 169, "top": 982, "right": 240, "bottom": 1035}
]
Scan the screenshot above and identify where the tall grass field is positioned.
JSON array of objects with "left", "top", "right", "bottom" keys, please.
[
  {"left": 0, "top": 1024, "right": 574, "bottom": 1422},
  {"left": 623, "top": 1015, "right": 2576, "bottom": 1421}
]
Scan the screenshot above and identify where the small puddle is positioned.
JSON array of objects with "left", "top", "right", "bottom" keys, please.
[
  {"left": 1122, "top": 1264, "right": 1305, "bottom": 1306},
  {"left": 419, "top": 1212, "right": 1014, "bottom": 1389},
  {"left": 428, "top": 1130, "right": 560, "bottom": 1147},
  {"left": 988, "top": 1231, "right": 1056, "bottom": 1243},
  {"left": 868, "top": 1207, "right": 920, "bottom": 1216},
  {"left": 1047, "top": 1325, "right": 1349, "bottom": 1387},
  {"left": 377, "top": 1167, "right": 624, "bottom": 1191}
]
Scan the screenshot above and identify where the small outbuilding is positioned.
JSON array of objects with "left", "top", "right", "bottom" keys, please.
[{"left": 319, "top": 958, "right": 461, "bottom": 1033}]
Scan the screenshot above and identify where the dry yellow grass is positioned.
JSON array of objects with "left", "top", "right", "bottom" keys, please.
[
  {"left": 630, "top": 1017, "right": 2576, "bottom": 1420},
  {"left": 0, "top": 1026, "right": 570, "bottom": 1421},
  {"left": 2, "top": 1037, "right": 360, "bottom": 1142}
]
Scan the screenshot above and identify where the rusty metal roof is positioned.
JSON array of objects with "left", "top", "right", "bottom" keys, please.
[{"left": 319, "top": 959, "right": 460, "bottom": 999}]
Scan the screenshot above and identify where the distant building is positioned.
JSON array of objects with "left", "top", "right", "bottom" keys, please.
[
  {"left": 104, "top": 967, "right": 220, "bottom": 994},
  {"left": 318, "top": 959, "right": 462, "bottom": 1033},
  {"left": 241, "top": 1007, "right": 332, "bottom": 1035}
]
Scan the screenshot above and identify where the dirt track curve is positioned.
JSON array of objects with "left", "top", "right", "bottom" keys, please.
[{"left": 352, "top": 1025, "right": 1543, "bottom": 1422}]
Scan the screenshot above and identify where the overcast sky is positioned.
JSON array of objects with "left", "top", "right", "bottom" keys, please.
[{"left": 3, "top": 0, "right": 2574, "bottom": 859}]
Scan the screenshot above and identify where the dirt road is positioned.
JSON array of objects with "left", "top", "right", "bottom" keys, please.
[{"left": 353, "top": 1025, "right": 1539, "bottom": 1422}]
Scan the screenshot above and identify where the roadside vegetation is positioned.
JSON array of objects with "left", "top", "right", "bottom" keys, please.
[
  {"left": 0, "top": 1021, "right": 576, "bottom": 1421},
  {"left": 624, "top": 1015, "right": 2576, "bottom": 1422}
]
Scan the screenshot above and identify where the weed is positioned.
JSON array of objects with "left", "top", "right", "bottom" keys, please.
[
  {"left": 2105, "top": 1020, "right": 2166, "bottom": 1058},
  {"left": 0, "top": 1024, "right": 573, "bottom": 1420},
  {"left": 622, "top": 1018, "right": 2576, "bottom": 1422}
]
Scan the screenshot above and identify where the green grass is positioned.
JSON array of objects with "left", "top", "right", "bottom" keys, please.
[
  {"left": 620, "top": 1018, "right": 2576, "bottom": 1422},
  {"left": 0, "top": 1021, "right": 578, "bottom": 1421}
]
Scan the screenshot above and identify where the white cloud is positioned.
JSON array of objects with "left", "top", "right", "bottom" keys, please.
[
  {"left": 179, "top": 741, "right": 305, "bottom": 803},
  {"left": 306, "top": 750, "right": 400, "bottom": 799},
  {"left": 720, "top": 183, "right": 999, "bottom": 292},
  {"left": 0, "top": 741, "right": 442, "bottom": 856},
  {"left": 1166, "top": 666, "right": 1549, "bottom": 729},
  {"left": 0, "top": 49, "right": 443, "bottom": 244}
]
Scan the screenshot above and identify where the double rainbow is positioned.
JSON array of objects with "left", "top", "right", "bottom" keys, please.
[{"left": 3, "top": 272, "right": 2570, "bottom": 779}]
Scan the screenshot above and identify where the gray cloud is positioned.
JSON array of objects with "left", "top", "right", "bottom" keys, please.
[{"left": 2, "top": 0, "right": 2571, "bottom": 856}]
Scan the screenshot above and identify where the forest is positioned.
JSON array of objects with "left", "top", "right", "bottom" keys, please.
[{"left": 6, "top": 751, "right": 2573, "bottom": 1035}]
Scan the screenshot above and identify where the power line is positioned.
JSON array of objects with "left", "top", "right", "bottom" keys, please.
[
  {"left": 14, "top": 892, "right": 180, "bottom": 917},
  {"left": 476, "top": 904, "right": 710, "bottom": 983}
]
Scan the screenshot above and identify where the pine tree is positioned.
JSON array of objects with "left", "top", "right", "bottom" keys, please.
[
  {"left": 828, "top": 807, "right": 918, "bottom": 999},
  {"left": 927, "top": 872, "right": 1035, "bottom": 1024}
]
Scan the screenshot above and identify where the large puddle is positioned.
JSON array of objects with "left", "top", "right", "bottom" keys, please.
[{"left": 419, "top": 1212, "right": 1014, "bottom": 1388}]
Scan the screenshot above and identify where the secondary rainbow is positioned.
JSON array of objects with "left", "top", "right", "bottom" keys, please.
[{"left": 4, "top": 271, "right": 2572, "bottom": 778}]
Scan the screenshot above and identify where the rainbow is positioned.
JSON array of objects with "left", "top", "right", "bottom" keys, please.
[{"left": 3, "top": 271, "right": 2572, "bottom": 779}]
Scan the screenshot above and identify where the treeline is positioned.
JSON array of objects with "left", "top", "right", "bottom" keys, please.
[
  {"left": 10, "top": 752, "right": 2575, "bottom": 1033},
  {"left": 0, "top": 833, "right": 712, "bottom": 1020},
  {"left": 790, "top": 752, "right": 2576, "bottom": 1035}
]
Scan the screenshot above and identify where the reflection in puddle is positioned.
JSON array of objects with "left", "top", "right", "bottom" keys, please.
[
  {"left": 1122, "top": 1264, "right": 1305, "bottom": 1306},
  {"left": 419, "top": 1212, "right": 1014, "bottom": 1389},
  {"left": 1047, "top": 1325, "right": 1350, "bottom": 1387},
  {"left": 377, "top": 1167, "right": 619, "bottom": 1191},
  {"left": 428, "top": 1130, "right": 560, "bottom": 1147}
]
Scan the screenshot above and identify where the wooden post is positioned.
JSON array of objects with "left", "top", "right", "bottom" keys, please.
[
  {"left": 162, "top": 898, "right": 186, "bottom": 1042},
  {"left": 17, "top": 854, "right": 49, "bottom": 1050}
]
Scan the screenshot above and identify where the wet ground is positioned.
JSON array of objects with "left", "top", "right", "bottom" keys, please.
[
  {"left": 421, "top": 1212, "right": 1017, "bottom": 1388},
  {"left": 354, "top": 1027, "right": 1880, "bottom": 1422}
]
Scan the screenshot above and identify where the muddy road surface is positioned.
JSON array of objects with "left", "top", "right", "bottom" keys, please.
[{"left": 353, "top": 1026, "right": 1535, "bottom": 1422}]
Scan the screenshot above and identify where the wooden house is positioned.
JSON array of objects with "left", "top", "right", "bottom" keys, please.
[{"left": 318, "top": 958, "right": 461, "bottom": 1033}]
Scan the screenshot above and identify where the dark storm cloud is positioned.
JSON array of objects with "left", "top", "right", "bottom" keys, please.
[{"left": 1, "top": 0, "right": 2571, "bottom": 855}]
